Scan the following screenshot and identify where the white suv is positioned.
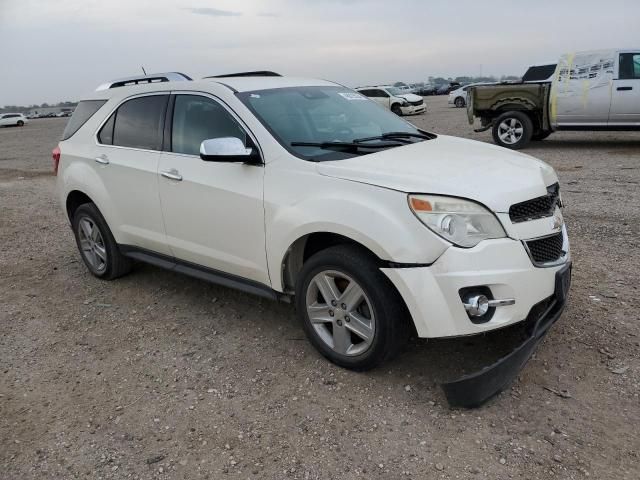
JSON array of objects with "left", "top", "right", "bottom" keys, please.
[
  {"left": 55, "top": 72, "right": 571, "bottom": 407},
  {"left": 0, "top": 113, "right": 28, "bottom": 127},
  {"left": 355, "top": 86, "right": 426, "bottom": 115}
]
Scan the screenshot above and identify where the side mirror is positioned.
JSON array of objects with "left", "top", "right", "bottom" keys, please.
[{"left": 199, "top": 137, "right": 261, "bottom": 164}]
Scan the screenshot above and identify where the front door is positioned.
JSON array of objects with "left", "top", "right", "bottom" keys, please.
[
  {"left": 157, "top": 93, "right": 269, "bottom": 285},
  {"left": 610, "top": 52, "right": 640, "bottom": 125}
]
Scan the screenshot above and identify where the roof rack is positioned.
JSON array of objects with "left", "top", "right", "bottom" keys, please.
[
  {"left": 95, "top": 72, "right": 192, "bottom": 91},
  {"left": 204, "top": 71, "right": 282, "bottom": 79}
]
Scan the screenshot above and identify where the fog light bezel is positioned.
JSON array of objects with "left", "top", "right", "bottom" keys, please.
[{"left": 459, "top": 286, "right": 496, "bottom": 324}]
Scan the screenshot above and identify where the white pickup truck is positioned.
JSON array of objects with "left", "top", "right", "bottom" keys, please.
[{"left": 468, "top": 49, "right": 640, "bottom": 149}]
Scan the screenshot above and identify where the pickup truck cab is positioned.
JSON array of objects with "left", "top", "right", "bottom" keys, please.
[{"left": 467, "top": 49, "right": 640, "bottom": 149}]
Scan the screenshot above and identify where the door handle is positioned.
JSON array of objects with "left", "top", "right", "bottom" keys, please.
[
  {"left": 95, "top": 154, "right": 109, "bottom": 165},
  {"left": 617, "top": 86, "right": 633, "bottom": 91},
  {"left": 160, "top": 169, "right": 183, "bottom": 181}
]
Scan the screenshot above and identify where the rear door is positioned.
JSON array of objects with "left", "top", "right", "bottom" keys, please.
[
  {"left": 609, "top": 52, "right": 640, "bottom": 125},
  {"left": 94, "top": 93, "right": 171, "bottom": 255},
  {"left": 552, "top": 51, "right": 615, "bottom": 126},
  {"left": 157, "top": 93, "right": 268, "bottom": 285}
]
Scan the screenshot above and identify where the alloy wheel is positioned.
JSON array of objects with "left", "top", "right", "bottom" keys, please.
[
  {"left": 77, "top": 217, "right": 107, "bottom": 273},
  {"left": 305, "top": 270, "right": 375, "bottom": 356},
  {"left": 497, "top": 118, "right": 524, "bottom": 145}
]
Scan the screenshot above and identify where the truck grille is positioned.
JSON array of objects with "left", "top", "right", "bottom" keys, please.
[
  {"left": 524, "top": 232, "right": 565, "bottom": 265},
  {"left": 409, "top": 99, "right": 424, "bottom": 106},
  {"left": 509, "top": 183, "right": 560, "bottom": 223}
]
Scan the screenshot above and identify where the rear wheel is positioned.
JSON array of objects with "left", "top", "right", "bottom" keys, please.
[
  {"left": 295, "top": 245, "right": 409, "bottom": 371},
  {"left": 454, "top": 97, "right": 465, "bottom": 108},
  {"left": 391, "top": 104, "right": 403, "bottom": 116},
  {"left": 72, "top": 203, "right": 132, "bottom": 280},
  {"left": 492, "top": 111, "right": 533, "bottom": 150}
]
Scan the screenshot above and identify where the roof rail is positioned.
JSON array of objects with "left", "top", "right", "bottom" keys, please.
[
  {"left": 95, "top": 72, "right": 192, "bottom": 91},
  {"left": 204, "top": 71, "right": 282, "bottom": 79}
]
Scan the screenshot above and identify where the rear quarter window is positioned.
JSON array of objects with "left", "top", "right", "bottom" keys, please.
[{"left": 61, "top": 100, "right": 107, "bottom": 140}]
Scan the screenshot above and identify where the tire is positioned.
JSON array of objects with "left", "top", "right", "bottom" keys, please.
[
  {"left": 492, "top": 111, "right": 533, "bottom": 150},
  {"left": 454, "top": 97, "right": 465, "bottom": 108},
  {"left": 391, "top": 104, "right": 403, "bottom": 116},
  {"left": 17, "top": 120, "right": 24, "bottom": 127},
  {"left": 71, "top": 203, "right": 132, "bottom": 280},
  {"left": 295, "top": 245, "right": 410, "bottom": 371},
  {"left": 532, "top": 130, "right": 552, "bottom": 141}
]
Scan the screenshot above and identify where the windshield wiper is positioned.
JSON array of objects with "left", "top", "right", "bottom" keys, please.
[
  {"left": 290, "top": 141, "right": 403, "bottom": 154},
  {"left": 353, "top": 131, "right": 433, "bottom": 143}
]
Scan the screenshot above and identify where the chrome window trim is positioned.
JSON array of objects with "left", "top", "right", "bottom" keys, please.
[{"left": 93, "top": 90, "right": 264, "bottom": 163}]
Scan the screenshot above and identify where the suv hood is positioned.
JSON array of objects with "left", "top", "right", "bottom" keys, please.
[
  {"left": 316, "top": 135, "right": 558, "bottom": 212},
  {"left": 397, "top": 93, "right": 423, "bottom": 102}
]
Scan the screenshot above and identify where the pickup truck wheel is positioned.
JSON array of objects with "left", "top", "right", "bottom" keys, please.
[
  {"left": 391, "top": 104, "right": 403, "bottom": 116},
  {"left": 532, "top": 130, "right": 552, "bottom": 141},
  {"left": 454, "top": 97, "right": 465, "bottom": 107},
  {"left": 295, "top": 245, "right": 409, "bottom": 371},
  {"left": 492, "top": 111, "right": 533, "bottom": 150},
  {"left": 72, "top": 203, "right": 132, "bottom": 280}
]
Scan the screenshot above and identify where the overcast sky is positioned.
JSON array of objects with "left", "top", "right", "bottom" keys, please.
[{"left": 1, "top": 0, "right": 638, "bottom": 106}]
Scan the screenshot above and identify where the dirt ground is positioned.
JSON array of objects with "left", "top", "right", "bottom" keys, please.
[{"left": 1, "top": 96, "right": 639, "bottom": 480}]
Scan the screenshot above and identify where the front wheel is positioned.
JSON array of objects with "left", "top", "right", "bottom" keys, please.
[
  {"left": 17, "top": 120, "right": 24, "bottom": 127},
  {"left": 391, "top": 104, "right": 403, "bottom": 116},
  {"left": 295, "top": 245, "right": 409, "bottom": 371},
  {"left": 492, "top": 111, "right": 533, "bottom": 150}
]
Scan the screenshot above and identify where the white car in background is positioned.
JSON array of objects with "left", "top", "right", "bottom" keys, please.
[
  {"left": 0, "top": 113, "right": 28, "bottom": 127},
  {"left": 356, "top": 86, "right": 426, "bottom": 115},
  {"left": 448, "top": 85, "right": 470, "bottom": 108}
]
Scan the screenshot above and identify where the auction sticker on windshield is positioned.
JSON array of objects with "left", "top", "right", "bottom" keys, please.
[{"left": 338, "top": 92, "right": 367, "bottom": 100}]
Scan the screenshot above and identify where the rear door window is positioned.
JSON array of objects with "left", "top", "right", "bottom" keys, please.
[
  {"left": 62, "top": 100, "right": 107, "bottom": 140},
  {"left": 110, "top": 95, "right": 168, "bottom": 150}
]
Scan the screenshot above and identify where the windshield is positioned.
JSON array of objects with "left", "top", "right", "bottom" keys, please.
[
  {"left": 386, "top": 87, "right": 405, "bottom": 95},
  {"left": 237, "top": 86, "right": 427, "bottom": 161}
]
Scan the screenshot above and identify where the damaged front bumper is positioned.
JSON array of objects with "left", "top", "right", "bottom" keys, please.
[{"left": 442, "top": 262, "right": 572, "bottom": 408}]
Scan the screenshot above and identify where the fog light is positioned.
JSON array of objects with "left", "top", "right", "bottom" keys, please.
[{"left": 464, "top": 295, "right": 490, "bottom": 317}]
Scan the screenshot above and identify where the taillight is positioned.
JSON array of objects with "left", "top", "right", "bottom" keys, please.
[{"left": 52, "top": 146, "right": 61, "bottom": 175}]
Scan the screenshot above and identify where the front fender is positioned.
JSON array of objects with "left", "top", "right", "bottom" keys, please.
[{"left": 265, "top": 171, "right": 449, "bottom": 292}]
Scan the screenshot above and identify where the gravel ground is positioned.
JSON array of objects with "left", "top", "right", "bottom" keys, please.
[{"left": 1, "top": 96, "right": 639, "bottom": 479}]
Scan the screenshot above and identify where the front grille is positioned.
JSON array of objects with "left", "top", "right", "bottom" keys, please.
[
  {"left": 509, "top": 183, "right": 560, "bottom": 223},
  {"left": 409, "top": 99, "right": 424, "bottom": 106},
  {"left": 525, "top": 232, "right": 565, "bottom": 265}
]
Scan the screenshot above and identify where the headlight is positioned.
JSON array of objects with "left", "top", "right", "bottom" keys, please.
[
  {"left": 400, "top": 100, "right": 409, "bottom": 106},
  {"left": 408, "top": 194, "right": 506, "bottom": 247}
]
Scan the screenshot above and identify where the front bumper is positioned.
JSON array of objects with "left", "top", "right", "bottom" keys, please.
[
  {"left": 400, "top": 103, "right": 426, "bottom": 115},
  {"left": 382, "top": 236, "right": 569, "bottom": 338},
  {"left": 381, "top": 237, "right": 571, "bottom": 408},
  {"left": 442, "top": 262, "right": 571, "bottom": 407}
]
